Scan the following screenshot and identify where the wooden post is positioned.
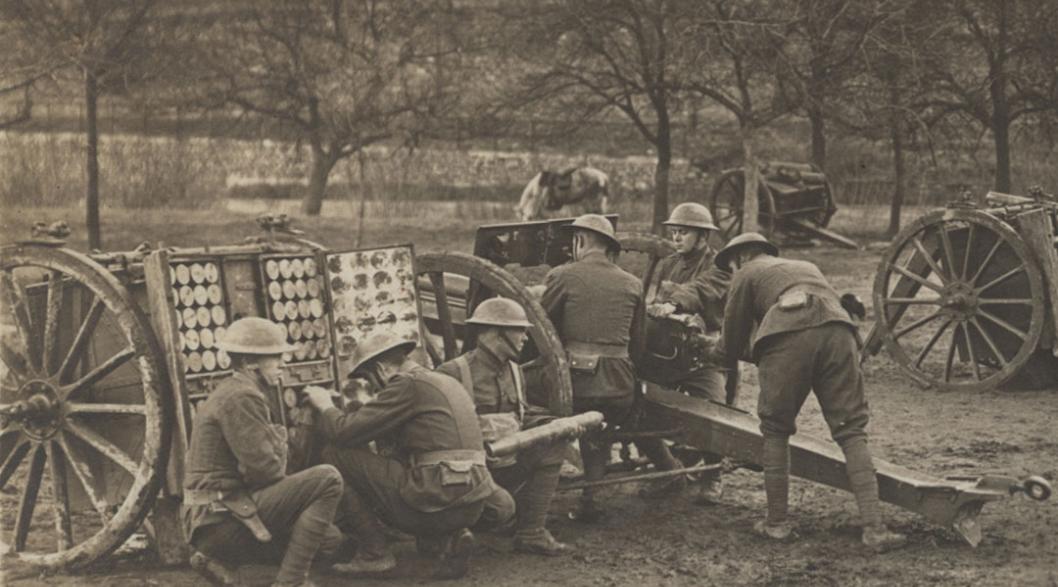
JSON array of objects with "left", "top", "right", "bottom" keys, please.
[{"left": 1015, "top": 209, "right": 1058, "bottom": 356}]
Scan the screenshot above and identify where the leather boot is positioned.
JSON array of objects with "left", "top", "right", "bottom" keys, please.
[
  {"left": 190, "top": 551, "right": 241, "bottom": 586},
  {"left": 753, "top": 519, "right": 796, "bottom": 541},
  {"left": 434, "top": 528, "right": 475, "bottom": 580},
  {"left": 513, "top": 528, "right": 573, "bottom": 556},
  {"left": 331, "top": 550, "right": 397, "bottom": 576},
  {"left": 862, "top": 525, "right": 907, "bottom": 552}
]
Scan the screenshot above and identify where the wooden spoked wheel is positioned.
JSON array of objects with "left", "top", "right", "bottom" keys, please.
[
  {"left": 614, "top": 232, "right": 676, "bottom": 299},
  {"left": 708, "top": 169, "right": 776, "bottom": 241},
  {"left": 0, "top": 244, "right": 170, "bottom": 570},
  {"left": 415, "top": 252, "right": 573, "bottom": 416},
  {"left": 872, "top": 209, "right": 1045, "bottom": 391}
]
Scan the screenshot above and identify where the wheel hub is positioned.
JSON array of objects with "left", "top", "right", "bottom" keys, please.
[
  {"left": 7, "top": 379, "right": 63, "bottom": 440},
  {"left": 941, "top": 282, "right": 978, "bottom": 319}
]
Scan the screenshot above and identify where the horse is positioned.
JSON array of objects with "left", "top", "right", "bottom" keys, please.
[{"left": 514, "top": 166, "right": 609, "bottom": 221}]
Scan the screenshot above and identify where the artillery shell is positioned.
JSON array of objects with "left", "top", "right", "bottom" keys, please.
[
  {"left": 283, "top": 388, "right": 298, "bottom": 409},
  {"left": 272, "top": 301, "right": 286, "bottom": 321},
  {"left": 279, "top": 258, "right": 293, "bottom": 279},
  {"left": 214, "top": 326, "right": 227, "bottom": 344},
  {"left": 291, "top": 258, "right": 305, "bottom": 278},
  {"left": 178, "top": 331, "right": 185, "bottom": 350},
  {"left": 217, "top": 349, "right": 231, "bottom": 370},
  {"left": 301, "top": 319, "right": 316, "bottom": 339},
  {"left": 200, "top": 328, "right": 215, "bottom": 349},
  {"left": 202, "top": 350, "right": 217, "bottom": 371},
  {"left": 306, "top": 343, "right": 318, "bottom": 360},
  {"left": 307, "top": 278, "right": 320, "bottom": 297},
  {"left": 282, "top": 280, "right": 297, "bottom": 300},
  {"left": 211, "top": 306, "right": 227, "bottom": 326},
  {"left": 268, "top": 281, "right": 283, "bottom": 301},
  {"left": 207, "top": 284, "right": 223, "bottom": 305},
  {"left": 172, "top": 287, "right": 179, "bottom": 307},
  {"left": 285, "top": 301, "right": 299, "bottom": 321},
  {"left": 265, "top": 259, "right": 280, "bottom": 280},
  {"left": 197, "top": 306, "right": 212, "bottom": 328},
  {"left": 282, "top": 351, "right": 293, "bottom": 363},
  {"left": 186, "top": 351, "right": 203, "bottom": 373},
  {"left": 288, "top": 321, "right": 302, "bottom": 341},
  {"left": 170, "top": 266, "right": 177, "bottom": 285},
  {"left": 204, "top": 262, "right": 220, "bottom": 283},
  {"left": 309, "top": 298, "right": 323, "bottom": 318},
  {"left": 185, "top": 329, "right": 200, "bottom": 351},
  {"left": 314, "top": 319, "right": 328, "bottom": 338},
  {"left": 294, "top": 279, "right": 308, "bottom": 299},
  {"left": 293, "top": 341, "right": 308, "bottom": 361},
  {"left": 190, "top": 263, "right": 206, "bottom": 284},
  {"left": 179, "top": 286, "right": 195, "bottom": 307},
  {"left": 304, "top": 258, "right": 317, "bottom": 277},
  {"left": 317, "top": 339, "right": 331, "bottom": 358},
  {"left": 193, "top": 285, "right": 209, "bottom": 306},
  {"left": 175, "top": 264, "right": 191, "bottom": 285},
  {"left": 298, "top": 300, "right": 311, "bottom": 319},
  {"left": 182, "top": 307, "right": 198, "bottom": 329}
]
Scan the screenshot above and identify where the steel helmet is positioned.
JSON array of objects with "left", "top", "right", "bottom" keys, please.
[
  {"left": 560, "top": 214, "right": 620, "bottom": 249},
  {"left": 664, "top": 203, "right": 718, "bottom": 231},
  {"left": 349, "top": 330, "right": 417, "bottom": 376},
  {"left": 714, "top": 232, "right": 779, "bottom": 270},
  {"left": 217, "top": 317, "right": 297, "bottom": 355},
  {"left": 466, "top": 297, "right": 533, "bottom": 328}
]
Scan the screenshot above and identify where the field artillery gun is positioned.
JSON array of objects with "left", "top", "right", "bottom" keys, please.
[
  {"left": 419, "top": 216, "right": 1051, "bottom": 548},
  {"left": 708, "top": 161, "right": 858, "bottom": 249},
  {"left": 864, "top": 188, "right": 1058, "bottom": 391}
]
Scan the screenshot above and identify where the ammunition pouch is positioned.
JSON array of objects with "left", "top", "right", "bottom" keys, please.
[
  {"left": 566, "top": 341, "right": 628, "bottom": 375},
  {"left": 184, "top": 488, "right": 273, "bottom": 543}
]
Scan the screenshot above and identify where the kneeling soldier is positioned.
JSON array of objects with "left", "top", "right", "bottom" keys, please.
[
  {"left": 436, "top": 298, "right": 572, "bottom": 556},
  {"left": 303, "top": 331, "right": 514, "bottom": 579},
  {"left": 715, "top": 233, "right": 906, "bottom": 551},
  {"left": 183, "top": 317, "right": 345, "bottom": 587}
]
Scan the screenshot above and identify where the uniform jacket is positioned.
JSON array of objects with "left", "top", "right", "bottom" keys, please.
[
  {"left": 317, "top": 364, "right": 495, "bottom": 513},
  {"left": 652, "top": 245, "right": 730, "bottom": 332},
  {"left": 435, "top": 346, "right": 520, "bottom": 415},
  {"left": 182, "top": 370, "right": 288, "bottom": 539},
  {"left": 721, "top": 255, "right": 858, "bottom": 363},
  {"left": 540, "top": 250, "right": 645, "bottom": 400}
]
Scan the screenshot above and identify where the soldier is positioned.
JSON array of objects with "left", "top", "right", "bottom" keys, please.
[
  {"left": 539, "top": 213, "right": 683, "bottom": 522},
  {"left": 639, "top": 202, "right": 732, "bottom": 504},
  {"left": 714, "top": 233, "right": 906, "bottom": 551},
  {"left": 436, "top": 297, "right": 572, "bottom": 556},
  {"left": 302, "top": 331, "right": 514, "bottom": 580},
  {"left": 183, "top": 317, "right": 345, "bottom": 587}
]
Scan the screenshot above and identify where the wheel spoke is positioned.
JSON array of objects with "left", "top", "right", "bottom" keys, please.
[
  {"left": 976, "top": 308, "right": 1028, "bottom": 341},
  {"left": 976, "top": 264, "right": 1024, "bottom": 294},
  {"left": 913, "top": 319, "right": 953, "bottom": 368},
  {"left": 61, "top": 346, "right": 135, "bottom": 400},
  {"left": 970, "top": 317, "right": 1009, "bottom": 368},
  {"left": 969, "top": 237, "right": 1002, "bottom": 285},
  {"left": 938, "top": 225, "right": 957, "bottom": 282},
  {"left": 944, "top": 324, "right": 959, "bottom": 382},
  {"left": 44, "top": 440, "right": 74, "bottom": 551},
  {"left": 910, "top": 236, "right": 949, "bottom": 283},
  {"left": 962, "top": 322, "right": 983, "bottom": 381},
  {"left": 14, "top": 444, "right": 46, "bottom": 552},
  {"left": 66, "top": 402, "right": 147, "bottom": 415},
  {"left": 0, "top": 439, "right": 31, "bottom": 490},
  {"left": 57, "top": 297, "right": 105, "bottom": 384},
  {"left": 895, "top": 310, "right": 942, "bottom": 339},
  {"left": 41, "top": 271, "right": 65, "bottom": 376},
  {"left": 0, "top": 337, "right": 30, "bottom": 383},
  {"left": 888, "top": 263, "right": 944, "bottom": 293},
  {"left": 961, "top": 224, "right": 975, "bottom": 281},
  {"left": 57, "top": 431, "right": 110, "bottom": 522},
  {"left": 977, "top": 298, "right": 1033, "bottom": 305},
  {"left": 426, "top": 272, "right": 459, "bottom": 360},
  {"left": 64, "top": 418, "right": 138, "bottom": 476},
  {"left": 885, "top": 297, "right": 943, "bottom": 305},
  {"left": 0, "top": 269, "right": 40, "bottom": 377}
]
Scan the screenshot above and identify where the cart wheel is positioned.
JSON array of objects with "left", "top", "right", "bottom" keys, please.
[
  {"left": 708, "top": 169, "right": 776, "bottom": 242},
  {"left": 1022, "top": 476, "right": 1051, "bottom": 501},
  {"left": 415, "top": 252, "right": 573, "bottom": 415},
  {"left": 0, "top": 244, "right": 171, "bottom": 570},
  {"left": 614, "top": 232, "right": 676, "bottom": 299},
  {"left": 872, "top": 208, "right": 1045, "bottom": 391}
]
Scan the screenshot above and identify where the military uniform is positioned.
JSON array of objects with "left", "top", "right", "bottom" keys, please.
[
  {"left": 437, "top": 346, "right": 566, "bottom": 542},
  {"left": 183, "top": 370, "right": 344, "bottom": 585},
  {"left": 319, "top": 364, "right": 514, "bottom": 547}
]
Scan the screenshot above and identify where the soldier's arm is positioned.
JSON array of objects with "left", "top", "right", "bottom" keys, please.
[
  {"left": 218, "top": 393, "right": 287, "bottom": 487},
  {"left": 318, "top": 376, "right": 417, "bottom": 447},
  {"left": 718, "top": 270, "right": 752, "bottom": 364},
  {"left": 539, "top": 269, "right": 567, "bottom": 326},
  {"left": 629, "top": 291, "right": 647, "bottom": 367},
  {"left": 668, "top": 265, "right": 731, "bottom": 314}
]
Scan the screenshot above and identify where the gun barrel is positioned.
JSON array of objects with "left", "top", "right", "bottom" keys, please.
[{"left": 486, "top": 411, "right": 604, "bottom": 458}]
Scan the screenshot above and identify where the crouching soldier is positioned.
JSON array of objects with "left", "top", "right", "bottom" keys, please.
[
  {"left": 714, "top": 233, "right": 906, "bottom": 551},
  {"left": 436, "top": 298, "right": 572, "bottom": 556},
  {"left": 183, "top": 317, "right": 345, "bottom": 587},
  {"left": 302, "top": 331, "right": 514, "bottom": 580}
]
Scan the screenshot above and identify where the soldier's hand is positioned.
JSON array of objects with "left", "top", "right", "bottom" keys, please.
[
  {"left": 303, "top": 385, "right": 336, "bottom": 412},
  {"left": 647, "top": 302, "right": 677, "bottom": 318}
]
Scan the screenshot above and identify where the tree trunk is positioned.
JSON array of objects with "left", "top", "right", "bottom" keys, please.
[
  {"left": 990, "top": 1, "right": 1012, "bottom": 193},
  {"left": 301, "top": 145, "right": 337, "bottom": 216},
  {"left": 652, "top": 122, "right": 672, "bottom": 234},
  {"left": 808, "top": 104, "right": 827, "bottom": 172},
  {"left": 886, "top": 70, "right": 906, "bottom": 238},
  {"left": 85, "top": 70, "right": 101, "bottom": 250},
  {"left": 740, "top": 124, "right": 760, "bottom": 234}
]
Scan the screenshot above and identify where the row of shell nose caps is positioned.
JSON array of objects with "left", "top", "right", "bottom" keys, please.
[
  {"left": 263, "top": 256, "right": 331, "bottom": 363},
  {"left": 171, "top": 261, "right": 231, "bottom": 375}
]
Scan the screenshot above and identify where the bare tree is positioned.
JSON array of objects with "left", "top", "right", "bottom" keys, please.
[{"left": 201, "top": 0, "right": 464, "bottom": 216}]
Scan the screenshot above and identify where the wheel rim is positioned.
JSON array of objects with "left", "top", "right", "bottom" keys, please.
[
  {"left": 0, "top": 244, "right": 170, "bottom": 569},
  {"left": 708, "top": 170, "right": 776, "bottom": 242},
  {"left": 415, "top": 252, "right": 573, "bottom": 416},
  {"left": 872, "top": 209, "right": 1044, "bottom": 391}
]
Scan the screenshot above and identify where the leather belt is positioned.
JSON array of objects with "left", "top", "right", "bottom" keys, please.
[
  {"left": 183, "top": 487, "right": 273, "bottom": 543},
  {"left": 565, "top": 341, "right": 629, "bottom": 359},
  {"left": 183, "top": 488, "right": 226, "bottom": 506},
  {"left": 411, "top": 449, "right": 486, "bottom": 467}
]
